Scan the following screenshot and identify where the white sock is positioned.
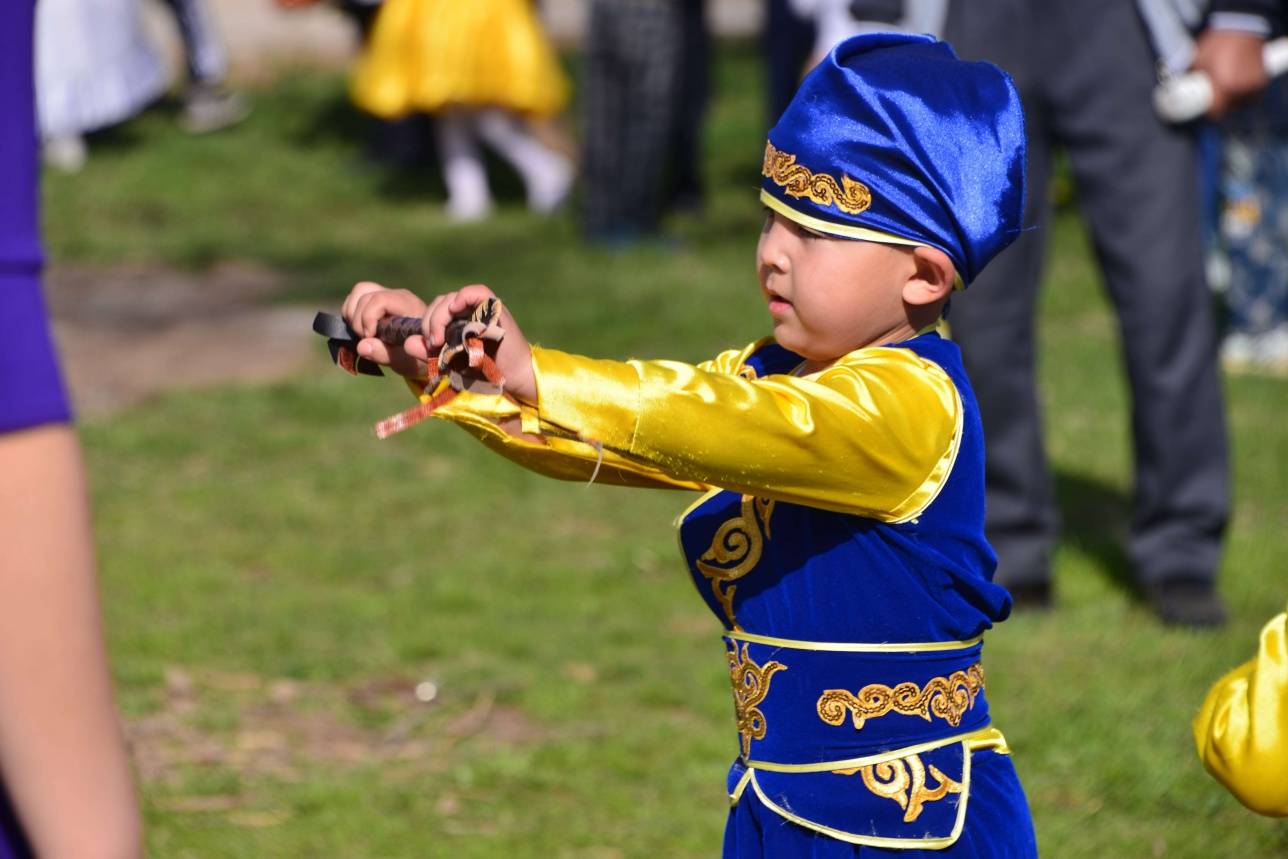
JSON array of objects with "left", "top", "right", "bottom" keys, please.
[
  {"left": 434, "top": 111, "right": 492, "bottom": 221},
  {"left": 473, "top": 109, "right": 572, "bottom": 213}
]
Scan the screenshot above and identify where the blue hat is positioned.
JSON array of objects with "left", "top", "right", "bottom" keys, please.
[{"left": 761, "top": 33, "right": 1026, "bottom": 286}]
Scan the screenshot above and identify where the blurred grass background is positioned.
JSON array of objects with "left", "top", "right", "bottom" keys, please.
[{"left": 43, "top": 45, "right": 1288, "bottom": 858}]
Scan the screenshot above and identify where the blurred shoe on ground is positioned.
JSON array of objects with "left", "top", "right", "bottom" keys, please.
[
  {"left": 180, "top": 85, "right": 249, "bottom": 134},
  {"left": 43, "top": 135, "right": 87, "bottom": 172},
  {"left": 1147, "top": 578, "right": 1228, "bottom": 628}
]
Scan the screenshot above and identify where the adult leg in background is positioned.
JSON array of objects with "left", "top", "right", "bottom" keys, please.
[
  {"left": 1048, "top": 0, "right": 1229, "bottom": 623},
  {"left": 944, "top": 0, "right": 1060, "bottom": 602}
]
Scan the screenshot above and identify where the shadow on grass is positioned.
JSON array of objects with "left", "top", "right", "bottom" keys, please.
[{"left": 1053, "top": 468, "right": 1138, "bottom": 596}]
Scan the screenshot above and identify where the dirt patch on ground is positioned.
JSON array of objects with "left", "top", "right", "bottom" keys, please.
[
  {"left": 46, "top": 262, "right": 320, "bottom": 417},
  {"left": 130, "top": 666, "right": 546, "bottom": 791}
]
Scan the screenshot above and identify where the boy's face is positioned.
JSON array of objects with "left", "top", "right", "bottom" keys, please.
[{"left": 756, "top": 210, "right": 917, "bottom": 363}]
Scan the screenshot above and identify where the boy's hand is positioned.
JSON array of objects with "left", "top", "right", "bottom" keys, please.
[
  {"left": 341, "top": 281, "right": 537, "bottom": 404},
  {"left": 341, "top": 282, "right": 431, "bottom": 379},
  {"left": 421, "top": 285, "right": 537, "bottom": 404}
]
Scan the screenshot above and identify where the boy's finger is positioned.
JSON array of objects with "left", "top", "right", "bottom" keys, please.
[
  {"left": 426, "top": 292, "right": 458, "bottom": 348},
  {"left": 421, "top": 294, "right": 448, "bottom": 345},
  {"left": 359, "top": 294, "right": 394, "bottom": 339},
  {"left": 403, "top": 335, "right": 430, "bottom": 361},
  {"left": 450, "top": 284, "right": 493, "bottom": 313},
  {"left": 343, "top": 282, "right": 384, "bottom": 324},
  {"left": 356, "top": 337, "right": 394, "bottom": 365}
]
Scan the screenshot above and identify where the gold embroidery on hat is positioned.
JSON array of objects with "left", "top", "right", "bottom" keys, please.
[
  {"left": 697, "top": 496, "right": 775, "bottom": 630},
  {"left": 728, "top": 642, "right": 787, "bottom": 759},
  {"left": 763, "top": 142, "right": 873, "bottom": 215},
  {"left": 833, "top": 754, "right": 963, "bottom": 823},
  {"left": 816, "top": 663, "right": 985, "bottom": 730}
]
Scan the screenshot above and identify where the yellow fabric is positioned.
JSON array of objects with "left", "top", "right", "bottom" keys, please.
[
  {"left": 412, "top": 338, "right": 961, "bottom": 521},
  {"left": 351, "top": 0, "right": 569, "bottom": 118},
  {"left": 1193, "top": 604, "right": 1288, "bottom": 817},
  {"left": 407, "top": 378, "right": 703, "bottom": 490}
]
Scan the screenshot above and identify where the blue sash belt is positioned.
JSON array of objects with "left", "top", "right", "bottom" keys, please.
[{"left": 722, "top": 630, "right": 1005, "bottom": 848}]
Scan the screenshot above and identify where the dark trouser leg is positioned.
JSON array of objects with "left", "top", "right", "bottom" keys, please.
[
  {"left": 1049, "top": 1, "right": 1229, "bottom": 585},
  {"left": 665, "top": 0, "right": 710, "bottom": 211},
  {"left": 582, "top": 1, "right": 680, "bottom": 238},
  {"left": 945, "top": 1, "right": 1058, "bottom": 588},
  {"left": 615, "top": 2, "right": 681, "bottom": 235},
  {"left": 157, "top": 0, "right": 227, "bottom": 86},
  {"left": 764, "top": 0, "right": 815, "bottom": 124},
  {"left": 949, "top": 139, "right": 1057, "bottom": 588},
  {"left": 580, "top": 1, "right": 625, "bottom": 237}
]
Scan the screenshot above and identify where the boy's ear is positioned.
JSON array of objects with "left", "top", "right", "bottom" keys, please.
[{"left": 902, "top": 246, "right": 956, "bottom": 308}]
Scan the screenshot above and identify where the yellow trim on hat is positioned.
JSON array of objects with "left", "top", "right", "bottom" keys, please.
[{"left": 760, "top": 191, "right": 966, "bottom": 291}]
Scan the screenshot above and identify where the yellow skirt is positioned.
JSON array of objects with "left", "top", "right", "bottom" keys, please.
[{"left": 351, "top": 0, "right": 570, "bottom": 119}]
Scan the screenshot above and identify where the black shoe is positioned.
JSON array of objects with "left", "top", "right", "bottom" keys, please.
[
  {"left": 1146, "top": 578, "right": 1227, "bottom": 628},
  {"left": 1005, "top": 581, "right": 1053, "bottom": 613}
]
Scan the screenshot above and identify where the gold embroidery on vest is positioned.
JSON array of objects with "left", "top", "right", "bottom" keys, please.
[
  {"left": 833, "top": 754, "right": 963, "bottom": 823},
  {"left": 728, "top": 642, "right": 786, "bottom": 759},
  {"left": 816, "top": 663, "right": 985, "bottom": 730},
  {"left": 697, "top": 496, "right": 775, "bottom": 629},
  {"left": 762, "top": 142, "right": 873, "bottom": 215}
]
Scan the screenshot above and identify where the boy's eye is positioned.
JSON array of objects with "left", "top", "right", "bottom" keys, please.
[{"left": 761, "top": 208, "right": 774, "bottom": 233}]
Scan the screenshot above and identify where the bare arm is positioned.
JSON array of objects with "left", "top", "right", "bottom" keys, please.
[{"left": 0, "top": 425, "right": 142, "bottom": 858}]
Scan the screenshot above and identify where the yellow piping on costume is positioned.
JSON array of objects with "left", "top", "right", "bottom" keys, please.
[
  {"left": 744, "top": 724, "right": 1005, "bottom": 774},
  {"left": 726, "top": 628, "right": 983, "bottom": 653},
  {"left": 761, "top": 191, "right": 966, "bottom": 291}
]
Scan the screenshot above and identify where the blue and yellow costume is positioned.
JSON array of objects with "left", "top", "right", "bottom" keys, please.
[{"left": 401, "top": 34, "right": 1034, "bottom": 854}]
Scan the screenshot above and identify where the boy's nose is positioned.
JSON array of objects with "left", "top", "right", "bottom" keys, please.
[{"left": 757, "top": 221, "right": 792, "bottom": 273}]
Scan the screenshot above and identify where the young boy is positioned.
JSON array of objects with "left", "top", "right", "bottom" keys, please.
[{"left": 341, "top": 33, "right": 1035, "bottom": 856}]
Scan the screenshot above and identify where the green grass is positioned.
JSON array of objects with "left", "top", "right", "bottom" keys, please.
[{"left": 47, "top": 46, "right": 1288, "bottom": 857}]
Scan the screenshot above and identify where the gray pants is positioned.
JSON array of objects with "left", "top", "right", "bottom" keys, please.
[
  {"left": 944, "top": 0, "right": 1229, "bottom": 587},
  {"left": 581, "top": 0, "right": 683, "bottom": 238},
  {"left": 158, "top": 0, "right": 226, "bottom": 86}
]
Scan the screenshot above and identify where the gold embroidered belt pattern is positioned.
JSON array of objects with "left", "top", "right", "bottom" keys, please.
[
  {"left": 816, "top": 663, "right": 986, "bottom": 731},
  {"left": 727, "top": 642, "right": 787, "bottom": 759},
  {"left": 834, "top": 752, "right": 964, "bottom": 823}
]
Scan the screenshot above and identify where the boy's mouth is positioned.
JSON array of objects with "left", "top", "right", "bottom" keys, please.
[{"left": 765, "top": 288, "right": 792, "bottom": 314}]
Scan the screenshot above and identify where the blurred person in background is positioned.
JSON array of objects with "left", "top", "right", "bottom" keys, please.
[
  {"left": 788, "top": 0, "right": 947, "bottom": 67},
  {"left": 581, "top": 0, "right": 688, "bottom": 243},
  {"left": 664, "top": 0, "right": 711, "bottom": 215},
  {"left": 764, "top": 0, "right": 815, "bottom": 123},
  {"left": 1193, "top": 0, "right": 1288, "bottom": 373},
  {"left": 351, "top": 0, "right": 574, "bottom": 222},
  {"left": 1, "top": 1, "right": 144, "bottom": 856},
  {"left": 35, "top": 0, "right": 169, "bottom": 172},
  {"left": 157, "top": 0, "right": 250, "bottom": 133},
  {"left": 943, "top": 0, "right": 1231, "bottom": 626}
]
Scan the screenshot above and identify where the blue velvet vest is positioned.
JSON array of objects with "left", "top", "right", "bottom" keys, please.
[{"left": 676, "top": 333, "right": 1016, "bottom": 847}]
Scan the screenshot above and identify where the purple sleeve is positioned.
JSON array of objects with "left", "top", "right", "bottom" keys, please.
[{"left": 1, "top": 0, "right": 72, "bottom": 432}]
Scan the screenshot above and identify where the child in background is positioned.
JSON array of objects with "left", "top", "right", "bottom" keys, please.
[
  {"left": 340, "top": 34, "right": 1035, "bottom": 856},
  {"left": 350, "top": 0, "right": 573, "bottom": 222},
  {"left": 35, "top": 0, "right": 169, "bottom": 172}
]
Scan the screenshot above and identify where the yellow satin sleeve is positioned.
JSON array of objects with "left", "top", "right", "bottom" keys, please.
[
  {"left": 1193, "top": 605, "right": 1288, "bottom": 817},
  {"left": 410, "top": 379, "right": 706, "bottom": 491},
  {"left": 528, "top": 341, "right": 961, "bottom": 521}
]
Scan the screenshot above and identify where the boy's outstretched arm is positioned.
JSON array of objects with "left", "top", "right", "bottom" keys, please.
[{"left": 340, "top": 282, "right": 707, "bottom": 491}]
